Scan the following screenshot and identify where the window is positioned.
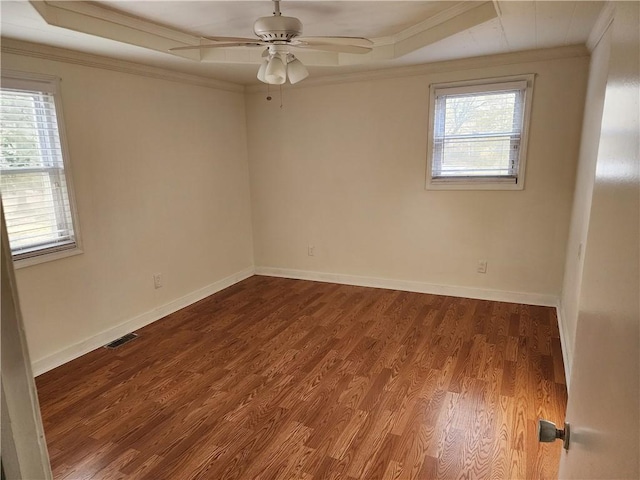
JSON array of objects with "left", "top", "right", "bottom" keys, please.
[
  {"left": 426, "top": 75, "right": 534, "bottom": 190},
  {"left": 0, "top": 71, "right": 81, "bottom": 266}
]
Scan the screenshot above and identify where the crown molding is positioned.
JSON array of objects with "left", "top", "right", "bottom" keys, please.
[
  {"left": 29, "top": 0, "right": 198, "bottom": 59},
  {"left": 390, "top": 2, "right": 497, "bottom": 60},
  {"left": 31, "top": 1, "right": 194, "bottom": 44},
  {"left": 374, "top": 1, "right": 495, "bottom": 46},
  {"left": 491, "top": 0, "right": 503, "bottom": 19},
  {"left": 245, "top": 44, "right": 590, "bottom": 93},
  {"left": 2, "top": 38, "right": 589, "bottom": 95},
  {"left": 0, "top": 38, "right": 245, "bottom": 93},
  {"left": 586, "top": 2, "right": 615, "bottom": 52}
]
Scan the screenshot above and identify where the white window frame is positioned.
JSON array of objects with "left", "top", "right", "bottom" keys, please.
[
  {"left": 426, "top": 74, "right": 535, "bottom": 191},
  {"left": 1, "top": 70, "right": 82, "bottom": 268}
]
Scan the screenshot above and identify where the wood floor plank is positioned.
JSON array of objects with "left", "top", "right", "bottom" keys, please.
[{"left": 36, "top": 276, "right": 567, "bottom": 479}]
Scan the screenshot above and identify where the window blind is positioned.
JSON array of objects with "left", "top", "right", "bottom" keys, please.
[
  {"left": 0, "top": 87, "right": 77, "bottom": 260},
  {"left": 432, "top": 82, "right": 526, "bottom": 182}
]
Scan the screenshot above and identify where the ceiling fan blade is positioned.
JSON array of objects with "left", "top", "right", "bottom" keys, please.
[
  {"left": 293, "top": 42, "right": 372, "bottom": 54},
  {"left": 296, "top": 36, "right": 373, "bottom": 48},
  {"left": 170, "top": 42, "right": 264, "bottom": 52},
  {"left": 203, "top": 36, "right": 261, "bottom": 43}
]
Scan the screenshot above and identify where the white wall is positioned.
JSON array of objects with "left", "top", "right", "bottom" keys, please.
[
  {"left": 559, "top": 15, "right": 611, "bottom": 375},
  {"left": 2, "top": 47, "right": 592, "bottom": 374},
  {"left": 559, "top": 2, "right": 639, "bottom": 477},
  {"left": 1, "top": 53, "right": 254, "bottom": 371},
  {"left": 246, "top": 53, "right": 588, "bottom": 302}
]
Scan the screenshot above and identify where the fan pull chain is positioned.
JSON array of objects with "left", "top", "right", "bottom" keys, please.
[{"left": 279, "top": 84, "right": 283, "bottom": 108}]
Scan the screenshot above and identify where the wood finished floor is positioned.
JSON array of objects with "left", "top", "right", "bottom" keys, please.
[{"left": 36, "top": 276, "right": 567, "bottom": 480}]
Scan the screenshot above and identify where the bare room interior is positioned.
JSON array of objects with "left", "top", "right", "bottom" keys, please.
[{"left": 1, "top": 1, "right": 638, "bottom": 479}]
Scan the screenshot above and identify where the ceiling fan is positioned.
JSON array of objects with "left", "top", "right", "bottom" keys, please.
[{"left": 170, "top": 0, "right": 373, "bottom": 85}]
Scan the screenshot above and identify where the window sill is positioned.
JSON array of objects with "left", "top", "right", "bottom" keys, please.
[
  {"left": 13, "top": 247, "right": 84, "bottom": 269},
  {"left": 426, "top": 179, "right": 524, "bottom": 191}
]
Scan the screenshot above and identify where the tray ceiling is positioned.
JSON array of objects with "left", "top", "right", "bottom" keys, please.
[{"left": 0, "top": 1, "right": 604, "bottom": 85}]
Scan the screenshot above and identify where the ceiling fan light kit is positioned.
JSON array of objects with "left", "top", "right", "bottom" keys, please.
[
  {"left": 168, "top": 0, "right": 372, "bottom": 86},
  {"left": 257, "top": 47, "right": 309, "bottom": 85},
  {"left": 286, "top": 57, "right": 309, "bottom": 85},
  {"left": 264, "top": 54, "right": 286, "bottom": 84},
  {"left": 257, "top": 59, "right": 269, "bottom": 83}
]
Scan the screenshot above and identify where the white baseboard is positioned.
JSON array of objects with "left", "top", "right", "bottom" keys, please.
[
  {"left": 34, "top": 264, "right": 566, "bottom": 382},
  {"left": 555, "top": 301, "right": 572, "bottom": 391},
  {"left": 255, "top": 266, "right": 559, "bottom": 307},
  {"left": 32, "top": 266, "right": 255, "bottom": 376}
]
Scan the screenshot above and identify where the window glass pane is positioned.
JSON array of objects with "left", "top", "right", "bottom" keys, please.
[
  {"left": 1, "top": 90, "right": 63, "bottom": 169},
  {"left": 0, "top": 171, "right": 72, "bottom": 251},
  {"left": 0, "top": 83, "right": 77, "bottom": 259},
  {"left": 443, "top": 92, "right": 518, "bottom": 137},
  {"left": 431, "top": 85, "right": 524, "bottom": 180},
  {"left": 440, "top": 136, "right": 515, "bottom": 176}
]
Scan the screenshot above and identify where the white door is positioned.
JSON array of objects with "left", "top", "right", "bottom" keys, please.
[
  {"left": 1, "top": 205, "right": 53, "bottom": 477},
  {"left": 559, "top": 2, "right": 639, "bottom": 478}
]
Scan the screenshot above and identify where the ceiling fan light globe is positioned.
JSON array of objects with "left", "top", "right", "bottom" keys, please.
[
  {"left": 257, "top": 59, "right": 269, "bottom": 83},
  {"left": 287, "top": 58, "right": 309, "bottom": 84},
  {"left": 265, "top": 56, "right": 287, "bottom": 85}
]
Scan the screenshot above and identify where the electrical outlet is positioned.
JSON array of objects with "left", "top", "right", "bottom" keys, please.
[
  {"left": 477, "top": 260, "right": 488, "bottom": 274},
  {"left": 308, "top": 245, "right": 315, "bottom": 256},
  {"left": 153, "top": 273, "right": 163, "bottom": 289}
]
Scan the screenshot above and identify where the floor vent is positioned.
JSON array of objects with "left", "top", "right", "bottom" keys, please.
[{"left": 104, "top": 333, "right": 138, "bottom": 349}]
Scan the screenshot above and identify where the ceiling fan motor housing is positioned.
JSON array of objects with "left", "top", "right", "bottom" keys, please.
[{"left": 253, "top": 16, "right": 302, "bottom": 41}]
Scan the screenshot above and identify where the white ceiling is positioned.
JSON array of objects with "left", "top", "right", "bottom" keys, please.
[
  {"left": 1, "top": 1, "right": 604, "bottom": 86},
  {"left": 99, "top": 1, "right": 457, "bottom": 39}
]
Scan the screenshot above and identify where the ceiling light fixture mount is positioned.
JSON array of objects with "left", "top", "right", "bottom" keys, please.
[{"left": 253, "top": 2, "right": 302, "bottom": 41}]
